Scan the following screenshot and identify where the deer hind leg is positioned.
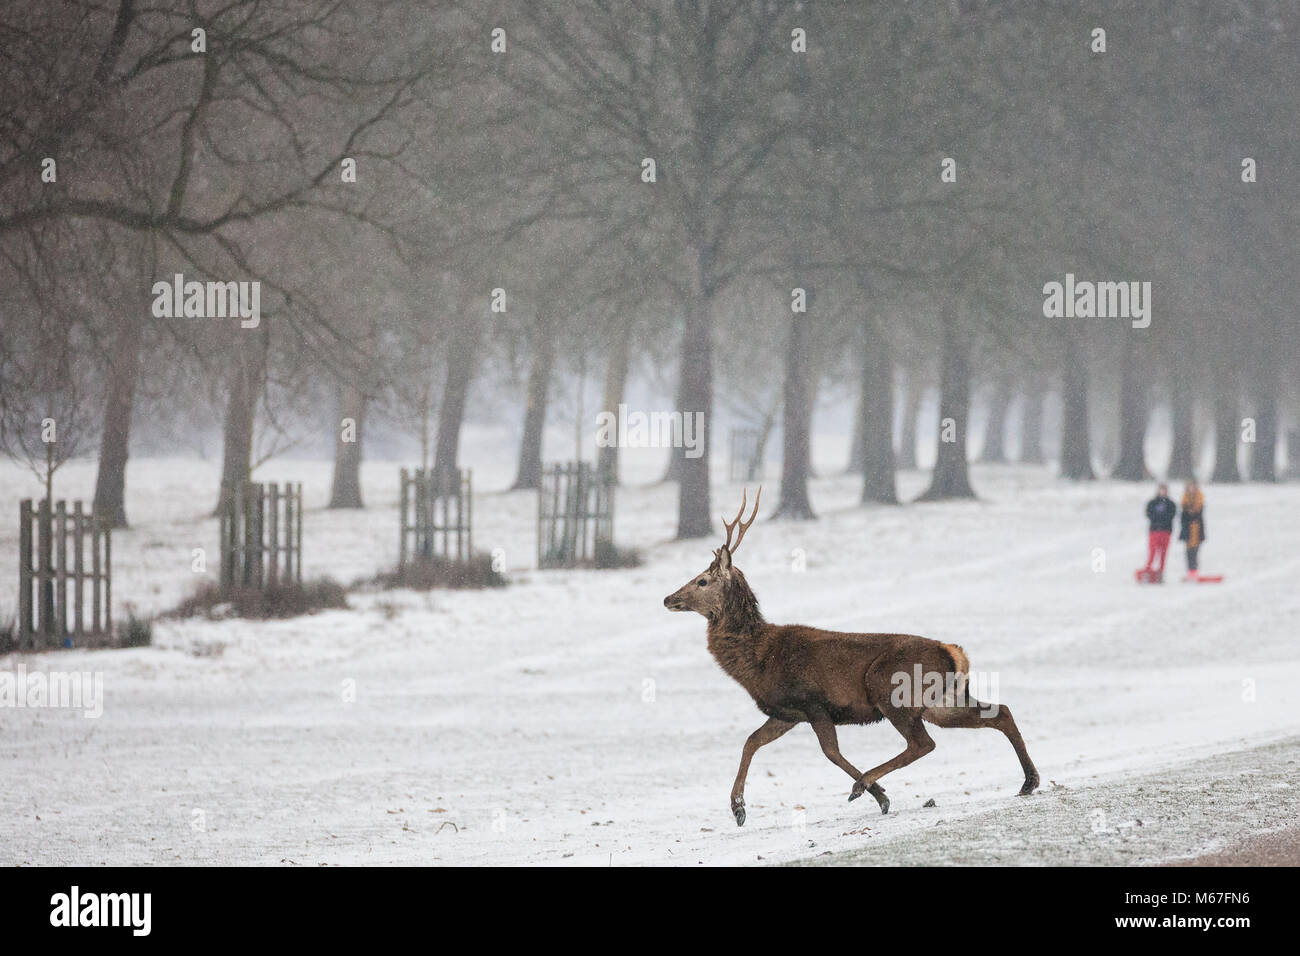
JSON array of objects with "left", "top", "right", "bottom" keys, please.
[
  {"left": 922, "top": 699, "right": 1040, "bottom": 795},
  {"left": 730, "top": 717, "right": 796, "bottom": 826},
  {"left": 809, "top": 716, "right": 890, "bottom": 814},
  {"left": 848, "top": 709, "right": 935, "bottom": 802}
]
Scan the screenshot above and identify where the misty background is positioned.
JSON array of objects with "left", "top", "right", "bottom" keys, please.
[{"left": 1, "top": 0, "right": 1297, "bottom": 537}]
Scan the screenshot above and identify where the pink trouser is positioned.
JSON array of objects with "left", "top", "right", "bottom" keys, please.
[{"left": 1146, "top": 531, "right": 1171, "bottom": 571}]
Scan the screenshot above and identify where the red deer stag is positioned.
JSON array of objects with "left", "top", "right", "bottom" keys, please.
[{"left": 663, "top": 488, "right": 1039, "bottom": 826}]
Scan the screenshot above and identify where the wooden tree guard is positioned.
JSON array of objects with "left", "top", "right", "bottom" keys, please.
[
  {"left": 219, "top": 482, "right": 303, "bottom": 590},
  {"left": 399, "top": 468, "right": 472, "bottom": 566},
  {"left": 729, "top": 428, "right": 762, "bottom": 483},
  {"left": 538, "top": 462, "right": 614, "bottom": 568},
  {"left": 17, "top": 499, "right": 111, "bottom": 649}
]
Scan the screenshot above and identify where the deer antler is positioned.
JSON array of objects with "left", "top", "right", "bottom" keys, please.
[{"left": 721, "top": 486, "right": 762, "bottom": 554}]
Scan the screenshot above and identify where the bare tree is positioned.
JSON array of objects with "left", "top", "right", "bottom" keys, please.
[
  {"left": 0, "top": 310, "right": 98, "bottom": 504},
  {"left": 1, "top": 0, "right": 460, "bottom": 523}
]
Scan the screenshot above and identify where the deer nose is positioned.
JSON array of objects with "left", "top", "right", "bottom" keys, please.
[{"left": 663, "top": 596, "right": 672, "bottom": 607}]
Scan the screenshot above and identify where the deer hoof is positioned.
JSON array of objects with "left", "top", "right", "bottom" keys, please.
[
  {"left": 848, "top": 783, "right": 865, "bottom": 802},
  {"left": 1019, "top": 776, "right": 1039, "bottom": 796},
  {"left": 879, "top": 795, "right": 890, "bottom": 815},
  {"left": 731, "top": 797, "right": 746, "bottom": 826}
]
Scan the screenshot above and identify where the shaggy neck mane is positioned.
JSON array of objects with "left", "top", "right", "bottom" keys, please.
[{"left": 706, "top": 567, "right": 767, "bottom": 685}]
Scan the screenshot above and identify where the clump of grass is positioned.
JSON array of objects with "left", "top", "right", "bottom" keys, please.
[
  {"left": 118, "top": 610, "right": 153, "bottom": 647},
  {"left": 593, "top": 540, "right": 643, "bottom": 569},
  {"left": 373, "top": 598, "right": 403, "bottom": 621},
  {"left": 371, "top": 554, "right": 507, "bottom": 591},
  {"left": 170, "top": 577, "right": 349, "bottom": 620},
  {"left": 0, "top": 610, "right": 155, "bottom": 652}
]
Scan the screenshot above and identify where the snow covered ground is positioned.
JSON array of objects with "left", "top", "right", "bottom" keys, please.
[{"left": 2, "top": 445, "right": 1299, "bottom": 866}]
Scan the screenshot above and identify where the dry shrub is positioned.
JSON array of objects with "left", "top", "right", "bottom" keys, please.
[
  {"left": 170, "top": 578, "right": 349, "bottom": 620},
  {"left": 593, "top": 540, "right": 642, "bottom": 569},
  {"left": 372, "top": 554, "right": 507, "bottom": 591}
]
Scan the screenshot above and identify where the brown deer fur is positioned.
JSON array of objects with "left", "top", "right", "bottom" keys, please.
[{"left": 664, "top": 488, "right": 1040, "bottom": 826}]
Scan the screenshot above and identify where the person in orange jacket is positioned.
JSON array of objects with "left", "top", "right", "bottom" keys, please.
[{"left": 1178, "top": 480, "right": 1207, "bottom": 573}]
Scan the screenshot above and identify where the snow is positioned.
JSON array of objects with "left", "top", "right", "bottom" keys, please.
[{"left": 2, "top": 442, "right": 1299, "bottom": 865}]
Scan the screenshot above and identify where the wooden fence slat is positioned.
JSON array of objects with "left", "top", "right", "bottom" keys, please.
[
  {"left": 417, "top": 472, "right": 423, "bottom": 555},
  {"left": 553, "top": 464, "right": 562, "bottom": 562},
  {"left": 283, "top": 485, "right": 293, "bottom": 585},
  {"left": 73, "top": 502, "right": 84, "bottom": 636},
  {"left": 56, "top": 501, "right": 68, "bottom": 639},
  {"left": 268, "top": 483, "right": 280, "bottom": 586},
  {"left": 91, "top": 518, "right": 101, "bottom": 635},
  {"left": 10, "top": 499, "right": 114, "bottom": 643},
  {"left": 460, "top": 473, "right": 470, "bottom": 561},
  {"left": 256, "top": 483, "right": 267, "bottom": 587},
  {"left": 103, "top": 522, "right": 112, "bottom": 634},
  {"left": 230, "top": 483, "right": 240, "bottom": 586},
  {"left": 243, "top": 483, "right": 255, "bottom": 587},
  {"left": 218, "top": 487, "right": 229, "bottom": 589},
  {"left": 295, "top": 483, "right": 303, "bottom": 583},
  {"left": 18, "top": 499, "right": 32, "bottom": 646},
  {"left": 537, "top": 462, "right": 614, "bottom": 569},
  {"left": 399, "top": 467, "right": 474, "bottom": 567},
  {"left": 399, "top": 468, "right": 410, "bottom": 567},
  {"left": 37, "top": 498, "right": 53, "bottom": 644},
  {"left": 441, "top": 483, "right": 450, "bottom": 559},
  {"left": 214, "top": 481, "right": 302, "bottom": 593},
  {"left": 226, "top": 484, "right": 237, "bottom": 586},
  {"left": 537, "top": 469, "right": 545, "bottom": 567}
]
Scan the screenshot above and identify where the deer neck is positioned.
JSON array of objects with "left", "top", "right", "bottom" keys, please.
[
  {"left": 705, "top": 577, "right": 766, "bottom": 691},
  {"left": 706, "top": 620, "right": 763, "bottom": 690}
]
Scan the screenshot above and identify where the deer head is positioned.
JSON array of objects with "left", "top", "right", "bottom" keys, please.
[{"left": 663, "top": 487, "right": 761, "bottom": 619}]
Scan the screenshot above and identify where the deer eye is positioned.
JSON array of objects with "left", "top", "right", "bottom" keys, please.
[{"left": 696, "top": 578, "right": 708, "bottom": 587}]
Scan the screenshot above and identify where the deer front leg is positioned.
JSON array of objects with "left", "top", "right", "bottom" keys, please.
[
  {"left": 731, "top": 717, "right": 795, "bottom": 826},
  {"left": 809, "top": 716, "right": 890, "bottom": 815},
  {"left": 849, "top": 713, "right": 935, "bottom": 801}
]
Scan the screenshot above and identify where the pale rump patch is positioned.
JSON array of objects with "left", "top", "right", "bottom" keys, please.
[{"left": 941, "top": 643, "right": 970, "bottom": 701}]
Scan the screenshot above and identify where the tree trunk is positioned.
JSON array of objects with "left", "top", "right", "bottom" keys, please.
[
  {"left": 1059, "top": 334, "right": 1095, "bottom": 480},
  {"left": 1250, "top": 359, "right": 1278, "bottom": 482},
  {"left": 432, "top": 334, "right": 477, "bottom": 492},
  {"left": 511, "top": 329, "right": 556, "bottom": 490},
  {"left": 978, "top": 379, "right": 1010, "bottom": 463},
  {"left": 897, "top": 370, "right": 920, "bottom": 470},
  {"left": 859, "top": 322, "right": 897, "bottom": 504},
  {"left": 1209, "top": 363, "right": 1241, "bottom": 483},
  {"left": 775, "top": 311, "right": 817, "bottom": 519},
  {"left": 1167, "top": 374, "right": 1196, "bottom": 480},
  {"left": 846, "top": 377, "right": 867, "bottom": 474},
  {"left": 596, "top": 327, "right": 631, "bottom": 482},
  {"left": 675, "top": 250, "right": 715, "bottom": 539},
  {"left": 751, "top": 397, "right": 779, "bottom": 482},
  {"left": 417, "top": 376, "right": 434, "bottom": 473},
  {"left": 214, "top": 338, "right": 267, "bottom": 514},
  {"left": 918, "top": 316, "right": 974, "bottom": 500},
  {"left": 92, "top": 316, "right": 143, "bottom": 528},
  {"left": 660, "top": 354, "right": 689, "bottom": 485},
  {"left": 1020, "top": 382, "right": 1045, "bottom": 464},
  {"left": 1112, "top": 335, "right": 1149, "bottom": 481},
  {"left": 327, "top": 383, "right": 366, "bottom": 508}
]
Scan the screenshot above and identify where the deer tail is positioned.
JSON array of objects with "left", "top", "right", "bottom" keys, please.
[{"left": 941, "top": 643, "right": 969, "bottom": 703}]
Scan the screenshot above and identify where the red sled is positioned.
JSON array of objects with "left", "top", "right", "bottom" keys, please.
[
  {"left": 1184, "top": 571, "right": 1224, "bottom": 583},
  {"left": 1134, "top": 568, "right": 1163, "bottom": 584}
]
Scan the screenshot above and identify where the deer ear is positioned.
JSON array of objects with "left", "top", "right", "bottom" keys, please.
[{"left": 717, "top": 547, "right": 732, "bottom": 571}]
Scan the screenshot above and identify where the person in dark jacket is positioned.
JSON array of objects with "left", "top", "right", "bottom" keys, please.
[
  {"left": 1143, "top": 483, "right": 1177, "bottom": 575},
  {"left": 1179, "top": 480, "right": 1206, "bottom": 572}
]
